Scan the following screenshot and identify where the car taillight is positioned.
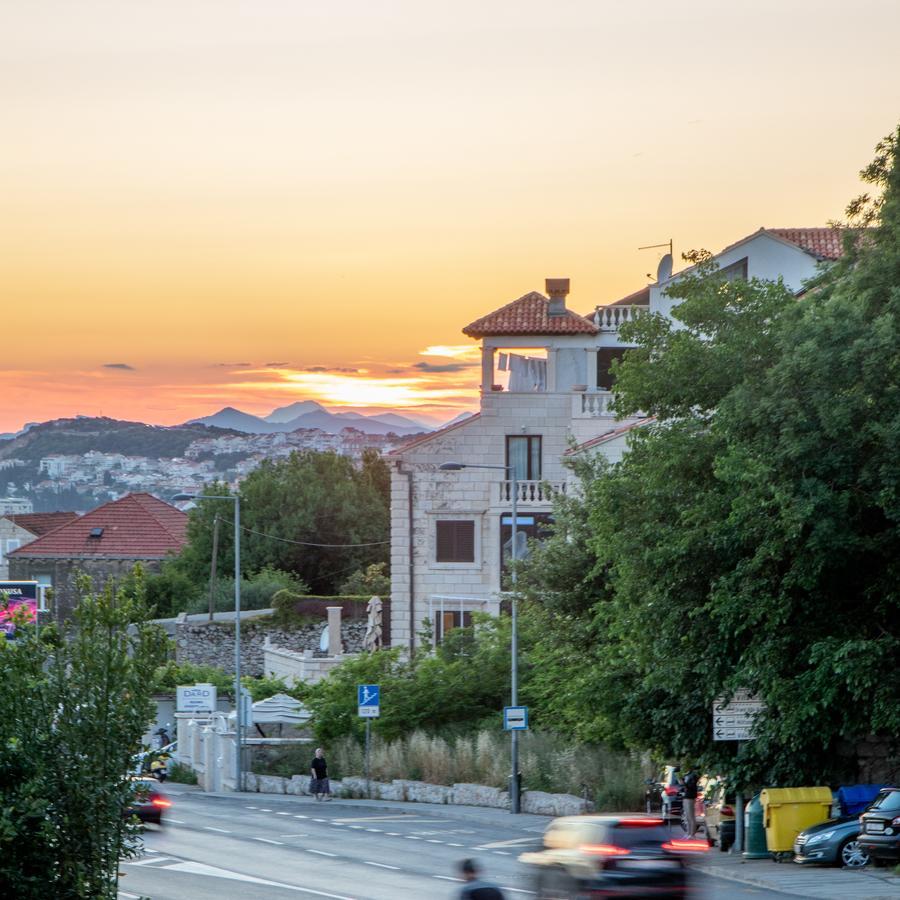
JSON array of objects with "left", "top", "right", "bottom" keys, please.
[
  {"left": 618, "top": 818, "right": 665, "bottom": 826},
  {"left": 663, "top": 839, "right": 710, "bottom": 853},
  {"left": 664, "top": 786, "right": 680, "bottom": 796},
  {"left": 581, "top": 844, "right": 631, "bottom": 857},
  {"left": 150, "top": 795, "right": 172, "bottom": 808},
  {"left": 721, "top": 806, "right": 734, "bottom": 816}
]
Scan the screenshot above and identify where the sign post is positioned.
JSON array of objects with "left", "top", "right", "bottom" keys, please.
[
  {"left": 712, "top": 691, "right": 764, "bottom": 853},
  {"left": 358, "top": 685, "right": 380, "bottom": 798}
]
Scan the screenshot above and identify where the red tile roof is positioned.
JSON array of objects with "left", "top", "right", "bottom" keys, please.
[
  {"left": 6, "top": 511, "right": 79, "bottom": 536},
  {"left": 9, "top": 493, "right": 187, "bottom": 559},
  {"left": 565, "top": 417, "right": 656, "bottom": 455},
  {"left": 463, "top": 292, "right": 598, "bottom": 338},
  {"left": 765, "top": 227, "right": 846, "bottom": 261}
]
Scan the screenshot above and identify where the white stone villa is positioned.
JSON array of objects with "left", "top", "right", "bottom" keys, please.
[{"left": 387, "top": 227, "right": 847, "bottom": 651}]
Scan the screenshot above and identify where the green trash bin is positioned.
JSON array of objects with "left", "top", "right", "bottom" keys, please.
[
  {"left": 743, "top": 793, "right": 768, "bottom": 859},
  {"left": 759, "top": 787, "right": 833, "bottom": 854}
]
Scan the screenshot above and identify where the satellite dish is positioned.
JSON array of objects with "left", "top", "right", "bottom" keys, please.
[
  {"left": 319, "top": 625, "right": 329, "bottom": 653},
  {"left": 656, "top": 253, "right": 673, "bottom": 283}
]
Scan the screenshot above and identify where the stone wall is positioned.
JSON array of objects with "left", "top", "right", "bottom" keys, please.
[{"left": 175, "top": 616, "right": 367, "bottom": 676}]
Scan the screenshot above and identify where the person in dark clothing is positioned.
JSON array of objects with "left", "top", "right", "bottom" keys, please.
[
  {"left": 457, "top": 858, "right": 505, "bottom": 899},
  {"left": 682, "top": 768, "right": 700, "bottom": 837},
  {"left": 311, "top": 747, "right": 331, "bottom": 801}
]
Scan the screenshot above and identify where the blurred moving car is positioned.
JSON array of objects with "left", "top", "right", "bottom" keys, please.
[
  {"left": 858, "top": 787, "right": 900, "bottom": 865},
  {"left": 702, "top": 780, "right": 736, "bottom": 851},
  {"left": 519, "top": 814, "right": 707, "bottom": 898},
  {"left": 794, "top": 816, "right": 869, "bottom": 867},
  {"left": 125, "top": 776, "right": 172, "bottom": 826},
  {"left": 645, "top": 766, "right": 684, "bottom": 821}
]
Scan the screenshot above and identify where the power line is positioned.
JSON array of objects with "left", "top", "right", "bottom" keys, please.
[{"left": 235, "top": 521, "right": 389, "bottom": 549}]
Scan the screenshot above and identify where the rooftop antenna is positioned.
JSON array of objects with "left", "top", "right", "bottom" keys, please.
[{"left": 639, "top": 239, "right": 674, "bottom": 282}]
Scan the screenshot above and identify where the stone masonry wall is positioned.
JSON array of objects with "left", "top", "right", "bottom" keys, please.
[{"left": 175, "top": 616, "right": 367, "bottom": 676}]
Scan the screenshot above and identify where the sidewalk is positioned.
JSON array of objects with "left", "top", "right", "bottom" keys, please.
[{"left": 693, "top": 851, "right": 900, "bottom": 899}]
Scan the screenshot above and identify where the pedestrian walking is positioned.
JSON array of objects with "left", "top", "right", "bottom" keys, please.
[
  {"left": 457, "top": 858, "right": 505, "bottom": 899},
  {"left": 682, "top": 766, "right": 699, "bottom": 837},
  {"left": 311, "top": 747, "right": 331, "bottom": 801}
]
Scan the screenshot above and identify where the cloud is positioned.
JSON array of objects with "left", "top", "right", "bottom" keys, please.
[
  {"left": 213, "top": 362, "right": 252, "bottom": 368},
  {"left": 412, "top": 361, "right": 472, "bottom": 373},
  {"left": 265, "top": 361, "right": 289, "bottom": 368},
  {"left": 103, "top": 363, "right": 135, "bottom": 371},
  {"left": 419, "top": 344, "right": 481, "bottom": 361},
  {"left": 304, "top": 365, "right": 359, "bottom": 373}
]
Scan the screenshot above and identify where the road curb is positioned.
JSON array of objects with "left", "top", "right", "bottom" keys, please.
[{"left": 692, "top": 860, "right": 900, "bottom": 899}]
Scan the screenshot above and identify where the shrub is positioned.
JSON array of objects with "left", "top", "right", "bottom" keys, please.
[
  {"left": 339, "top": 562, "right": 390, "bottom": 598},
  {"left": 186, "top": 567, "right": 309, "bottom": 615},
  {"left": 167, "top": 762, "right": 198, "bottom": 785}
]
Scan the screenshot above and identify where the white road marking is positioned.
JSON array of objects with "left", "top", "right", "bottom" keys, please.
[
  {"left": 426, "top": 839, "right": 443, "bottom": 843},
  {"left": 245, "top": 805, "right": 258, "bottom": 809},
  {"left": 167, "top": 818, "right": 186, "bottom": 824},
  {"left": 434, "top": 875, "right": 465, "bottom": 883},
  {"left": 145, "top": 849, "right": 159, "bottom": 853},
  {"left": 493, "top": 850, "right": 511, "bottom": 855},
  {"left": 306, "top": 848, "right": 337, "bottom": 857},
  {"left": 161, "top": 860, "right": 355, "bottom": 898},
  {"left": 447, "top": 843, "right": 463, "bottom": 847},
  {"left": 294, "top": 814, "right": 308, "bottom": 819},
  {"left": 203, "top": 826, "right": 231, "bottom": 833},
  {"left": 502, "top": 889, "right": 536, "bottom": 896},
  {"left": 332, "top": 815, "right": 424, "bottom": 822},
  {"left": 118, "top": 892, "right": 140, "bottom": 899},
  {"left": 260, "top": 808, "right": 273, "bottom": 812},
  {"left": 405, "top": 836, "right": 422, "bottom": 840},
  {"left": 348, "top": 824, "right": 364, "bottom": 829},
  {"left": 276, "top": 811, "right": 292, "bottom": 816},
  {"left": 253, "top": 837, "right": 285, "bottom": 845},
  {"left": 127, "top": 857, "right": 176, "bottom": 867},
  {"left": 386, "top": 832, "right": 401, "bottom": 836},
  {"left": 363, "top": 861, "right": 401, "bottom": 870},
  {"left": 479, "top": 837, "right": 537, "bottom": 849},
  {"left": 365, "top": 828, "right": 382, "bottom": 833},
  {"left": 314, "top": 818, "right": 328, "bottom": 823}
]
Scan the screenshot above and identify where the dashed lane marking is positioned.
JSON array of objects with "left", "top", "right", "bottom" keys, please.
[
  {"left": 306, "top": 848, "right": 337, "bottom": 857},
  {"left": 245, "top": 805, "right": 258, "bottom": 809},
  {"left": 253, "top": 838, "right": 285, "bottom": 845},
  {"left": 365, "top": 828, "right": 382, "bottom": 833},
  {"left": 260, "top": 808, "right": 273, "bottom": 812},
  {"left": 276, "top": 812, "right": 292, "bottom": 816},
  {"left": 426, "top": 839, "right": 443, "bottom": 843},
  {"left": 167, "top": 818, "right": 186, "bottom": 824},
  {"left": 385, "top": 832, "right": 401, "bottom": 836},
  {"left": 502, "top": 889, "right": 536, "bottom": 896},
  {"left": 492, "top": 851, "right": 511, "bottom": 855},
  {"left": 448, "top": 843, "right": 463, "bottom": 847},
  {"left": 347, "top": 825, "right": 364, "bottom": 829},
  {"left": 363, "top": 861, "right": 401, "bottom": 870},
  {"left": 405, "top": 836, "right": 422, "bottom": 840},
  {"left": 434, "top": 875, "right": 465, "bottom": 883},
  {"left": 294, "top": 815, "right": 308, "bottom": 819},
  {"left": 203, "top": 826, "right": 231, "bottom": 834}
]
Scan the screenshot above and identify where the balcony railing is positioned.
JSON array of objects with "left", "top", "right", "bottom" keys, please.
[
  {"left": 573, "top": 390, "right": 615, "bottom": 417},
  {"left": 499, "top": 480, "right": 566, "bottom": 504},
  {"left": 593, "top": 304, "right": 648, "bottom": 332}
]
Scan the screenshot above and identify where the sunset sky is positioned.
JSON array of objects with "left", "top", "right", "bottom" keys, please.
[{"left": 2, "top": 1, "right": 898, "bottom": 431}]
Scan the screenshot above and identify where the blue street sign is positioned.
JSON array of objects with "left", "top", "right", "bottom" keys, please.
[
  {"left": 358, "top": 684, "right": 380, "bottom": 718},
  {"left": 503, "top": 706, "right": 528, "bottom": 731}
]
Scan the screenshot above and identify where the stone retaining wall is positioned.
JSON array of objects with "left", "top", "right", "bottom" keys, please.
[
  {"left": 176, "top": 617, "right": 367, "bottom": 676},
  {"left": 244, "top": 771, "right": 590, "bottom": 816}
]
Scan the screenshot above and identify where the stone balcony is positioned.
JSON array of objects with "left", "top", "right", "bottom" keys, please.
[
  {"left": 499, "top": 479, "right": 566, "bottom": 505},
  {"left": 572, "top": 390, "right": 615, "bottom": 418},
  {"left": 592, "top": 304, "right": 649, "bottom": 332}
]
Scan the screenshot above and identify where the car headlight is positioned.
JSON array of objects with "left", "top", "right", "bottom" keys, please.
[{"left": 805, "top": 831, "right": 834, "bottom": 845}]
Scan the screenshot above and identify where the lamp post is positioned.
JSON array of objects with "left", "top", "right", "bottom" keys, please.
[
  {"left": 440, "top": 461, "right": 521, "bottom": 813},
  {"left": 172, "top": 491, "right": 243, "bottom": 792}
]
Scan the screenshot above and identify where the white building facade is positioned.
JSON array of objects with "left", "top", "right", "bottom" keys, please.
[{"left": 388, "top": 227, "right": 843, "bottom": 652}]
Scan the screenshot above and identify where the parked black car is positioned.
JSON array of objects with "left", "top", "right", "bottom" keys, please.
[
  {"left": 519, "top": 814, "right": 707, "bottom": 898},
  {"left": 858, "top": 787, "right": 900, "bottom": 865}
]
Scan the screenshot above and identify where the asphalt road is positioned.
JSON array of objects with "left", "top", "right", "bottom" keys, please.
[{"left": 119, "top": 787, "right": 793, "bottom": 900}]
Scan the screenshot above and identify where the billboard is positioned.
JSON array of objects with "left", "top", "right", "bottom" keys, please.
[{"left": 0, "top": 581, "right": 39, "bottom": 636}]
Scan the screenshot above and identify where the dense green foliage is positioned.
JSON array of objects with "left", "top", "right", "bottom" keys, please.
[
  {"left": 171, "top": 448, "right": 389, "bottom": 596},
  {"left": 339, "top": 561, "right": 391, "bottom": 597},
  {"left": 516, "top": 128, "right": 900, "bottom": 788},
  {"left": 0, "top": 575, "right": 166, "bottom": 898}
]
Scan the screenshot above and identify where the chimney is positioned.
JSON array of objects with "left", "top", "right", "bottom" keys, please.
[{"left": 546, "top": 278, "right": 570, "bottom": 316}]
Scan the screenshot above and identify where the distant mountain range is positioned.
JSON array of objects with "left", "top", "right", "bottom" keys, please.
[{"left": 187, "top": 402, "right": 436, "bottom": 436}]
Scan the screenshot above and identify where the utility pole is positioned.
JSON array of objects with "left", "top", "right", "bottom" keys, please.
[{"left": 208, "top": 514, "right": 220, "bottom": 622}]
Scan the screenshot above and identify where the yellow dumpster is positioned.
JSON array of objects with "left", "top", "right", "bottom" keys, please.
[{"left": 759, "top": 787, "right": 833, "bottom": 853}]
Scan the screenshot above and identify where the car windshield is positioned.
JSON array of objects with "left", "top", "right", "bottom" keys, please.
[
  {"left": 870, "top": 790, "right": 900, "bottom": 812},
  {"left": 608, "top": 824, "right": 670, "bottom": 848}
]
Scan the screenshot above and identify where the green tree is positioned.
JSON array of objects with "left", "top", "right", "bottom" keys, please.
[
  {"left": 0, "top": 574, "right": 166, "bottom": 898},
  {"left": 518, "top": 127, "right": 900, "bottom": 787},
  {"left": 339, "top": 562, "right": 391, "bottom": 597}
]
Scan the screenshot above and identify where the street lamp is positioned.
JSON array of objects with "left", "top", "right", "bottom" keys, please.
[
  {"left": 440, "top": 461, "right": 521, "bottom": 814},
  {"left": 172, "top": 491, "right": 243, "bottom": 792}
]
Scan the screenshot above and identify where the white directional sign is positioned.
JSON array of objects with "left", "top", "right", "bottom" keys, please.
[
  {"left": 503, "top": 706, "right": 528, "bottom": 731},
  {"left": 712, "top": 691, "right": 764, "bottom": 741}
]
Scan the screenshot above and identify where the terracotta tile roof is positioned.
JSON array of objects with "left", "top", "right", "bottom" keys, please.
[
  {"left": 583, "top": 285, "right": 650, "bottom": 319},
  {"left": 565, "top": 417, "right": 656, "bottom": 456},
  {"left": 463, "top": 292, "right": 598, "bottom": 338},
  {"left": 9, "top": 493, "right": 187, "bottom": 559},
  {"left": 765, "top": 227, "right": 846, "bottom": 261},
  {"left": 387, "top": 413, "right": 481, "bottom": 457},
  {"left": 6, "top": 511, "right": 79, "bottom": 536}
]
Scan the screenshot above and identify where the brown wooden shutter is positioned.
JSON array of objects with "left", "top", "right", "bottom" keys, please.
[{"left": 436, "top": 520, "right": 475, "bottom": 562}]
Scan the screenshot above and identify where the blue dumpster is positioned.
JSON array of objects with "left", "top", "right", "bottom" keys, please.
[{"left": 837, "top": 784, "right": 890, "bottom": 817}]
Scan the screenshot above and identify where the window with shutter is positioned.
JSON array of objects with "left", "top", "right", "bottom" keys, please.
[{"left": 435, "top": 520, "right": 475, "bottom": 563}]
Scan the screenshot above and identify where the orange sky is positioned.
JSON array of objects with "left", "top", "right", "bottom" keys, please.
[{"left": 1, "top": 1, "right": 898, "bottom": 431}]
